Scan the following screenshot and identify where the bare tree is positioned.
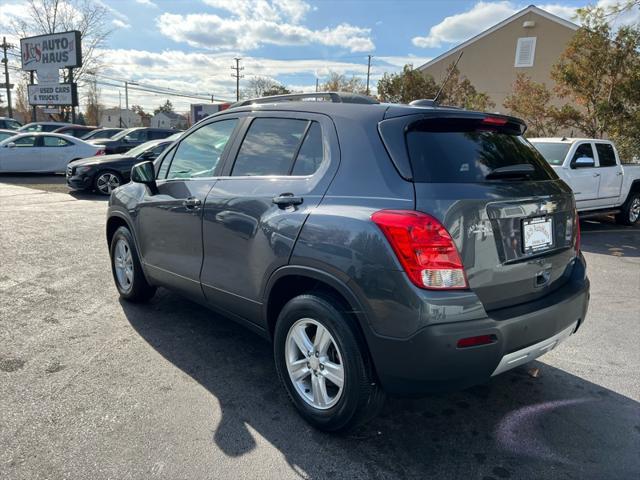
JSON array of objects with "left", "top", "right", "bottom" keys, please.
[
  {"left": 242, "top": 76, "right": 291, "bottom": 99},
  {"left": 84, "top": 77, "right": 102, "bottom": 125},
  {"left": 321, "top": 71, "right": 366, "bottom": 94},
  {"left": 11, "top": 0, "right": 114, "bottom": 86}
]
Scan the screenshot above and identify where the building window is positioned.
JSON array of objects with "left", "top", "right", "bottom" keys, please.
[{"left": 515, "top": 37, "right": 536, "bottom": 67}]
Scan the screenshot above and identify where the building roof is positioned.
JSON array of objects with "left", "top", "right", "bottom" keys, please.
[{"left": 416, "top": 5, "right": 579, "bottom": 71}]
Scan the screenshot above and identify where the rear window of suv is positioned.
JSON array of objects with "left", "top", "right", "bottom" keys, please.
[{"left": 406, "top": 118, "right": 557, "bottom": 183}]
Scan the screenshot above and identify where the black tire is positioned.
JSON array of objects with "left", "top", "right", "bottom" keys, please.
[
  {"left": 273, "top": 293, "right": 385, "bottom": 432},
  {"left": 109, "top": 226, "right": 156, "bottom": 302},
  {"left": 615, "top": 191, "right": 640, "bottom": 226},
  {"left": 94, "top": 170, "right": 123, "bottom": 196}
]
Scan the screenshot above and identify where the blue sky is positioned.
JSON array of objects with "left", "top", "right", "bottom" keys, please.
[{"left": 1, "top": 0, "right": 631, "bottom": 111}]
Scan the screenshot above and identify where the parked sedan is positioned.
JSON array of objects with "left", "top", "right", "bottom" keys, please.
[
  {"left": 53, "top": 125, "right": 98, "bottom": 138},
  {"left": 18, "top": 122, "right": 68, "bottom": 133},
  {"left": 0, "top": 129, "right": 17, "bottom": 142},
  {"left": 88, "top": 127, "right": 177, "bottom": 154},
  {"left": 0, "top": 133, "right": 105, "bottom": 173},
  {"left": 81, "top": 128, "right": 123, "bottom": 141},
  {"left": 0, "top": 117, "right": 22, "bottom": 130},
  {"left": 67, "top": 135, "right": 178, "bottom": 195}
]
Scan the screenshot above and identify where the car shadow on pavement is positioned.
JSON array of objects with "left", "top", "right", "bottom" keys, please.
[
  {"left": 579, "top": 218, "right": 640, "bottom": 258},
  {"left": 120, "top": 290, "right": 640, "bottom": 480}
]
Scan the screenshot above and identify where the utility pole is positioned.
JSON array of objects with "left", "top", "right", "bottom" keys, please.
[
  {"left": 125, "top": 81, "right": 129, "bottom": 110},
  {"left": 365, "top": 54, "right": 372, "bottom": 96},
  {"left": 231, "top": 57, "right": 244, "bottom": 101},
  {"left": 1, "top": 37, "right": 14, "bottom": 118},
  {"left": 315, "top": 78, "right": 319, "bottom": 93}
]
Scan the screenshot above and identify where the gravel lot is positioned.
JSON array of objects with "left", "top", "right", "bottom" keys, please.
[{"left": 1, "top": 179, "right": 639, "bottom": 480}]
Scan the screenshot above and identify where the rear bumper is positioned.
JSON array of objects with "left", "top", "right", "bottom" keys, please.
[{"left": 367, "top": 255, "right": 590, "bottom": 395}]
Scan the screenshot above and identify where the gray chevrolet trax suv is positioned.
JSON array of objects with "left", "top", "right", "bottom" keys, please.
[{"left": 106, "top": 93, "right": 589, "bottom": 432}]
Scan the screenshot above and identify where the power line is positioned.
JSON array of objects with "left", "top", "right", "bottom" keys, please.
[
  {"left": 366, "top": 55, "right": 373, "bottom": 96},
  {"left": 1, "top": 37, "right": 16, "bottom": 118},
  {"left": 231, "top": 57, "right": 244, "bottom": 102}
]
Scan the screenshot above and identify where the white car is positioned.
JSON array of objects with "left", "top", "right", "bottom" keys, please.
[
  {"left": 530, "top": 137, "right": 640, "bottom": 225},
  {"left": 0, "top": 133, "right": 105, "bottom": 173}
]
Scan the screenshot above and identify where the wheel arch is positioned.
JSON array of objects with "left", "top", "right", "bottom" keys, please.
[
  {"left": 627, "top": 179, "right": 640, "bottom": 197},
  {"left": 263, "top": 266, "right": 370, "bottom": 344}
]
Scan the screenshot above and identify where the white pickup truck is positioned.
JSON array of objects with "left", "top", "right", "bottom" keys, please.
[{"left": 530, "top": 138, "right": 640, "bottom": 225}]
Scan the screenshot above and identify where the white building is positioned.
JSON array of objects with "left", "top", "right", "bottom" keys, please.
[
  {"left": 150, "top": 111, "right": 188, "bottom": 130},
  {"left": 100, "top": 108, "right": 142, "bottom": 128}
]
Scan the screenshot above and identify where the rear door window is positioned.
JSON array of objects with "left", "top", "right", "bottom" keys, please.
[
  {"left": 232, "top": 118, "right": 308, "bottom": 176},
  {"left": 405, "top": 118, "right": 556, "bottom": 182},
  {"left": 595, "top": 143, "right": 617, "bottom": 167}
]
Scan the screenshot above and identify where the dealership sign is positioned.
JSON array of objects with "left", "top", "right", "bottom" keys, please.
[
  {"left": 20, "top": 31, "right": 82, "bottom": 71},
  {"left": 28, "top": 83, "right": 78, "bottom": 106}
]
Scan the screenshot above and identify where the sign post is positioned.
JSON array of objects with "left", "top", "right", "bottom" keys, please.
[{"left": 20, "top": 30, "right": 82, "bottom": 123}]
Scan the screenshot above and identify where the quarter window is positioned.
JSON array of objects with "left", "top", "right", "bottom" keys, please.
[
  {"left": 165, "top": 119, "right": 237, "bottom": 180},
  {"left": 595, "top": 143, "right": 617, "bottom": 167},
  {"left": 232, "top": 118, "right": 308, "bottom": 176},
  {"left": 291, "top": 122, "right": 324, "bottom": 176}
]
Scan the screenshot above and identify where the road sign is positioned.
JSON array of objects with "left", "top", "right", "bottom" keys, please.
[{"left": 28, "top": 83, "right": 78, "bottom": 106}]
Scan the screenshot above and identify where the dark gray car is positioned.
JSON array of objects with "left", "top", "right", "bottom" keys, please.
[{"left": 106, "top": 93, "right": 589, "bottom": 432}]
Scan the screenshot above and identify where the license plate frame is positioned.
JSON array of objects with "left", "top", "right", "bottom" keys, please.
[{"left": 522, "top": 216, "right": 554, "bottom": 254}]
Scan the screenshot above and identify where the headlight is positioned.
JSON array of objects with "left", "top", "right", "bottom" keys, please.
[{"left": 75, "top": 165, "right": 94, "bottom": 174}]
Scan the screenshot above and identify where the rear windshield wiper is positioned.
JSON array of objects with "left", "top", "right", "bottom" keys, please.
[{"left": 485, "top": 164, "right": 535, "bottom": 180}]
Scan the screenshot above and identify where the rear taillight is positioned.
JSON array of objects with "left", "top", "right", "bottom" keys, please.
[
  {"left": 371, "top": 210, "right": 468, "bottom": 290},
  {"left": 96, "top": 149, "right": 105, "bottom": 156},
  {"left": 575, "top": 210, "right": 581, "bottom": 253}
]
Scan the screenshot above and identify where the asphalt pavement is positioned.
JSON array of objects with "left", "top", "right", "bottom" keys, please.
[{"left": 0, "top": 178, "right": 638, "bottom": 480}]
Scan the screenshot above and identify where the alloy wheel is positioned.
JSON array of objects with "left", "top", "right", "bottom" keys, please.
[
  {"left": 96, "top": 173, "right": 121, "bottom": 194},
  {"left": 113, "top": 238, "right": 134, "bottom": 292},
  {"left": 285, "top": 318, "right": 345, "bottom": 410},
  {"left": 630, "top": 197, "right": 640, "bottom": 223}
]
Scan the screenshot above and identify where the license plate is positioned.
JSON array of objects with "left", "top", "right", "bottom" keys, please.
[{"left": 522, "top": 217, "right": 553, "bottom": 253}]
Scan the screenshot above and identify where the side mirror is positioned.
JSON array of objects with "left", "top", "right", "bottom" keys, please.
[
  {"left": 572, "top": 157, "right": 595, "bottom": 168},
  {"left": 5, "top": 142, "right": 16, "bottom": 148},
  {"left": 131, "top": 161, "right": 157, "bottom": 193},
  {"left": 123, "top": 136, "right": 133, "bottom": 143},
  {"left": 141, "top": 150, "right": 155, "bottom": 160}
]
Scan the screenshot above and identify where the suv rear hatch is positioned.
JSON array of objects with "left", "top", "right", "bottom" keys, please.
[{"left": 379, "top": 112, "right": 579, "bottom": 311}]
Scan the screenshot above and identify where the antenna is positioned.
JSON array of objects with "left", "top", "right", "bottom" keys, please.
[{"left": 433, "top": 51, "right": 463, "bottom": 104}]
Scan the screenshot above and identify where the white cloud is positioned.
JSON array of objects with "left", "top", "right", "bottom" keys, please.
[
  {"left": 410, "top": 2, "right": 588, "bottom": 49},
  {"left": 412, "top": 1, "right": 518, "bottom": 48},
  {"left": 112, "top": 19, "right": 131, "bottom": 29},
  {"left": 158, "top": 0, "right": 374, "bottom": 53},
  {"left": 136, "top": 0, "right": 158, "bottom": 7}
]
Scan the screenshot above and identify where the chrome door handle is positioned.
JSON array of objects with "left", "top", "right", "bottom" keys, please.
[
  {"left": 593, "top": 173, "right": 601, "bottom": 177},
  {"left": 182, "top": 197, "right": 202, "bottom": 209},
  {"left": 616, "top": 171, "right": 623, "bottom": 176},
  {"left": 272, "top": 193, "right": 303, "bottom": 208}
]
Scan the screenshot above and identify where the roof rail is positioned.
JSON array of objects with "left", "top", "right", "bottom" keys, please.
[{"left": 230, "top": 91, "right": 379, "bottom": 108}]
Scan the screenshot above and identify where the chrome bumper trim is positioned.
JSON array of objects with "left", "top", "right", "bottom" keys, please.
[{"left": 491, "top": 321, "right": 578, "bottom": 377}]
